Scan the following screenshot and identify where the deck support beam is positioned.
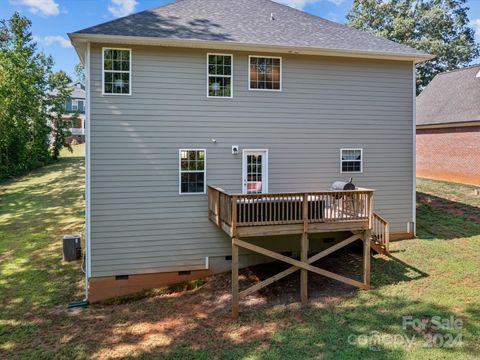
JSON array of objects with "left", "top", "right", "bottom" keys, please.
[
  {"left": 363, "top": 229, "right": 371, "bottom": 289},
  {"left": 231, "top": 232, "right": 371, "bottom": 315},
  {"left": 300, "top": 232, "right": 309, "bottom": 304},
  {"left": 237, "top": 233, "right": 363, "bottom": 299},
  {"left": 232, "top": 237, "right": 239, "bottom": 318}
]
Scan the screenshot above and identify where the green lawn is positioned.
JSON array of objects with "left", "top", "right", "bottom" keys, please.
[
  {"left": 1, "top": 156, "right": 479, "bottom": 359},
  {"left": 0, "top": 146, "right": 85, "bottom": 357}
]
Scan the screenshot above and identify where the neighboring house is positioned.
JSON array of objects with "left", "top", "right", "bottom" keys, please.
[
  {"left": 65, "top": 81, "right": 86, "bottom": 143},
  {"left": 416, "top": 65, "right": 480, "bottom": 186},
  {"left": 69, "top": 0, "right": 430, "bottom": 302}
]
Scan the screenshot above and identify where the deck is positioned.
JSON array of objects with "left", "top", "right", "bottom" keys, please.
[
  {"left": 207, "top": 185, "right": 390, "bottom": 317},
  {"left": 208, "top": 185, "right": 377, "bottom": 237}
]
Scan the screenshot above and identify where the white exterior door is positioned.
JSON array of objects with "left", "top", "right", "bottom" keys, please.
[{"left": 242, "top": 150, "right": 268, "bottom": 194}]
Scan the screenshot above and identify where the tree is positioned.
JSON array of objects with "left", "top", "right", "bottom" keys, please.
[
  {"left": 347, "top": 0, "right": 479, "bottom": 92},
  {"left": 48, "top": 71, "right": 75, "bottom": 159},
  {"left": 74, "top": 62, "right": 85, "bottom": 84},
  {"left": 0, "top": 12, "right": 72, "bottom": 179}
]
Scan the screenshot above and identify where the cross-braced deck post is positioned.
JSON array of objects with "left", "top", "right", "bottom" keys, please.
[{"left": 230, "top": 231, "right": 372, "bottom": 316}]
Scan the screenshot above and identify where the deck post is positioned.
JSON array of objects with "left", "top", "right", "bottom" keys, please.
[
  {"left": 301, "top": 193, "right": 309, "bottom": 304},
  {"left": 216, "top": 190, "right": 221, "bottom": 226},
  {"left": 300, "top": 232, "right": 309, "bottom": 304},
  {"left": 232, "top": 237, "right": 239, "bottom": 318},
  {"left": 363, "top": 230, "right": 371, "bottom": 289}
]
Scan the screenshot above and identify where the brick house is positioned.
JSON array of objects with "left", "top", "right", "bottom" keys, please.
[{"left": 416, "top": 65, "right": 480, "bottom": 186}]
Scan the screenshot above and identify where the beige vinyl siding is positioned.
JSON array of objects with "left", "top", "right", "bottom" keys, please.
[{"left": 89, "top": 44, "right": 414, "bottom": 277}]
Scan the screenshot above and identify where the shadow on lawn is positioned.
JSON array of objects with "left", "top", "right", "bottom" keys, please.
[
  {"left": 31, "top": 274, "right": 474, "bottom": 360},
  {"left": 0, "top": 156, "right": 85, "bottom": 233},
  {"left": 416, "top": 192, "right": 480, "bottom": 240},
  {"left": 0, "top": 245, "right": 439, "bottom": 359}
]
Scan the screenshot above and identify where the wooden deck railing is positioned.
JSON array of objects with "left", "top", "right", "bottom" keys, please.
[
  {"left": 208, "top": 185, "right": 375, "bottom": 236},
  {"left": 372, "top": 212, "right": 390, "bottom": 252}
]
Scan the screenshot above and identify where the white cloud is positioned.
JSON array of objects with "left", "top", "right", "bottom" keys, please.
[
  {"left": 35, "top": 35, "right": 73, "bottom": 48},
  {"left": 273, "top": 0, "right": 344, "bottom": 10},
  {"left": 11, "top": 0, "right": 60, "bottom": 16},
  {"left": 472, "top": 19, "right": 480, "bottom": 43},
  {"left": 108, "top": 0, "right": 138, "bottom": 18},
  {"left": 326, "top": 12, "right": 337, "bottom": 22},
  {"left": 327, "top": 0, "right": 344, "bottom": 5}
]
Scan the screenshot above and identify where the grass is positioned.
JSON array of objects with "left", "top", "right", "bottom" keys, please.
[
  {"left": 1, "top": 157, "right": 479, "bottom": 359},
  {"left": 0, "top": 145, "right": 85, "bottom": 357}
]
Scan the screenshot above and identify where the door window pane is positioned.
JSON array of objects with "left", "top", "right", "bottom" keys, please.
[{"left": 246, "top": 154, "right": 264, "bottom": 194}]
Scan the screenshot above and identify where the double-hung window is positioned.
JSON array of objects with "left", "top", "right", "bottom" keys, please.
[
  {"left": 207, "top": 54, "right": 232, "bottom": 98},
  {"left": 103, "top": 48, "right": 131, "bottom": 95},
  {"left": 340, "top": 149, "right": 363, "bottom": 173},
  {"left": 249, "top": 56, "right": 281, "bottom": 91},
  {"left": 71, "top": 100, "right": 78, "bottom": 111},
  {"left": 179, "top": 149, "right": 206, "bottom": 194}
]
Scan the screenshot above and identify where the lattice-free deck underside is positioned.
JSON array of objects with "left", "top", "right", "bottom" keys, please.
[{"left": 231, "top": 231, "right": 371, "bottom": 317}]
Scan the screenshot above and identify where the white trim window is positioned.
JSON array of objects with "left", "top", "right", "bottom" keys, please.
[
  {"left": 340, "top": 149, "right": 363, "bottom": 173},
  {"left": 249, "top": 56, "right": 282, "bottom": 91},
  {"left": 207, "top": 53, "right": 232, "bottom": 98},
  {"left": 179, "top": 149, "right": 206, "bottom": 194},
  {"left": 71, "top": 100, "right": 78, "bottom": 111},
  {"left": 103, "top": 48, "right": 131, "bottom": 95}
]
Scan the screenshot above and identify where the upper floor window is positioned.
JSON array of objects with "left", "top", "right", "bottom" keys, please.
[
  {"left": 179, "top": 149, "right": 206, "bottom": 194},
  {"left": 72, "top": 100, "right": 78, "bottom": 111},
  {"left": 249, "top": 56, "right": 281, "bottom": 91},
  {"left": 207, "top": 54, "right": 232, "bottom": 98},
  {"left": 103, "top": 48, "right": 131, "bottom": 95},
  {"left": 341, "top": 149, "right": 363, "bottom": 173}
]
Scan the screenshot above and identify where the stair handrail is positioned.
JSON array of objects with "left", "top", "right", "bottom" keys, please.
[{"left": 372, "top": 212, "right": 390, "bottom": 253}]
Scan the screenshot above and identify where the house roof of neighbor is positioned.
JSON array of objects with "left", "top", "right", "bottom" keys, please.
[
  {"left": 69, "top": 82, "right": 86, "bottom": 99},
  {"left": 417, "top": 65, "right": 480, "bottom": 126},
  {"left": 49, "top": 82, "right": 85, "bottom": 99},
  {"left": 69, "top": 0, "right": 430, "bottom": 62}
]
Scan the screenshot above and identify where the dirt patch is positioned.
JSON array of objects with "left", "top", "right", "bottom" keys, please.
[
  {"left": 9, "top": 249, "right": 363, "bottom": 359},
  {"left": 240, "top": 248, "right": 361, "bottom": 307},
  {"left": 417, "top": 192, "right": 480, "bottom": 223}
]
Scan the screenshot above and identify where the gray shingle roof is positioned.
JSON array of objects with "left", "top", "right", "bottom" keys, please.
[
  {"left": 69, "top": 82, "right": 86, "bottom": 99},
  {"left": 416, "top": 65, "right": 480, "bottom": 126},
  {"left": 72, "top": 0, "right": 428, "bottom": 58}
]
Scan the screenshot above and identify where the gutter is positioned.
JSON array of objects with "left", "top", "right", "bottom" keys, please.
[
  {"left": 416, "top": 120, "right": 480, "bottom": 130},
  {"left": 68, "top": 33, "right": 433, "bottom": 64}
]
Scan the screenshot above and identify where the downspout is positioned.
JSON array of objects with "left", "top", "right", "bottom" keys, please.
[
  {"left": 68, "top": 42, "right": 91, "bottom": 309},
  {"left": 85, "top": 41, "right": 92, "bottom": 299},
  {"left": 412, "top": 62, "right": 417, "bottom": 237}
]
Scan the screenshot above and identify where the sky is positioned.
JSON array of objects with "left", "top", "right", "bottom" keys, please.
[{"left": 1, "top": 0, "right": 480, "bottom": 80}]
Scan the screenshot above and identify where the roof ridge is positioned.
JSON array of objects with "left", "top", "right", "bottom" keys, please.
[{"left": 438, "top": 64, "right": 480, "bottom": 75}]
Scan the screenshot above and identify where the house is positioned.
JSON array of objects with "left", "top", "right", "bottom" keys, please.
[
  {"left": 64, "top": 81, "right": 87, "bottom": 143},
  {"left": 416, "top": 65, "right": 480, "bottom": 186},
  {"left": 69, "top": 0, "right": 431, "bottom": 307}
]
